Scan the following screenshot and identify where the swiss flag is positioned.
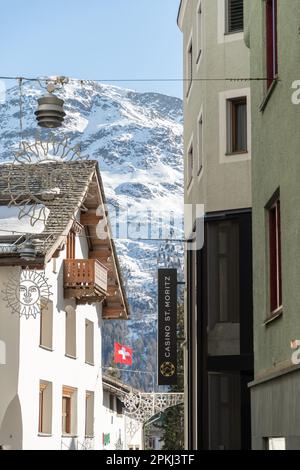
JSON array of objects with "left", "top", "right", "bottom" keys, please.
[{"left": 114, "top": 342, "right": 133, "bottom": 366}]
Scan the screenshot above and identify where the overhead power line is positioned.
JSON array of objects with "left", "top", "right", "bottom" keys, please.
[{"left": 0, "top": 75, "right": 272, "bottom": 83}]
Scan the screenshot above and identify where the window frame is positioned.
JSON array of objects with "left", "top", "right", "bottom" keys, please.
[
  {"left": 186, "top": 35, "right": 193, "bottom": 97},
  {"left": 196, "top": 0, "right": 203, "bottom": 65},
  {"left": 39, "top": 386, "right": 44, "bottom": 434},
  {"left": 62, "top": 396, "right": 71, "bottom": 435},
  {"left": 265, "top": 0, "right": 278, "bottom": 90},
  {"left": 116, "top": 398, "right": 123, "bottom": 416},
  {"left": 65, "top": 307, "right": 77, "bottom": 359},
  {"left": 38, "top": 381, "right": 53, "bottom": 436},
  {"left": 226, "top": 96, "right": 248, "bottom": 155},
  {"left": 266, "top": 190, "right": 282, "bottom": 317},
  {"left": 85, "top": 319, "right": 95, "bottom": 366},
  {"left": 62, "top": 386, "right": 77, "bottom": 437},
  {"left": 39, "top": 299, "right": 53, "bottom": 351},
  {"left": 109, "top": 393, "right": 115, "bottom": 412},
  {"left": 85, "top": 391, "right": 95, "bottom": 438},
  {"left": 197, "top": 111, "right": 203, "bottom": 177},
  {"left": 206, "top": 220, "right": 240, "bottom": 330},
  {"left": 187, "top": 140, "right": 194, "bottom": 189},
  {"left": 66, "top": 231, "right": 76, "bottom": 259}
]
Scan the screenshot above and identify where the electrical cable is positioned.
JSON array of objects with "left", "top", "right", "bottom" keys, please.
[
  {"left": 0, "top": 75, "right": 273, "bottom": 83},
  {"left": 0, "top": 226, "right": 185, "bottom": 242}
]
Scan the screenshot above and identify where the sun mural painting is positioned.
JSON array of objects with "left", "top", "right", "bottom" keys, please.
[
  {"left": 3, "top": 268, "right": 52, "bottom": 319},
  {"left": 7, "top": 137, "right": 90, "bottom": 226}
]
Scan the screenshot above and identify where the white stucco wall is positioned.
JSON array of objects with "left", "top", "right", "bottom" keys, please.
[
  {"left": 0, "top": 266, "right": 22, "bottom": 450},
  {"left": 101, "top": 390, "right": 143, "bottom": 451},
  {"left": 0, "top": 233, "right": 104, "bottom": 450}
]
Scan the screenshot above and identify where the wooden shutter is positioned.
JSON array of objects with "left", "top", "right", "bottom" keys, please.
[
  {"left": 227, "top": 0, "right": 244, "bottom": 33},
  {"left": 66, "top": 231, "right": 76, "bottom": 259}
]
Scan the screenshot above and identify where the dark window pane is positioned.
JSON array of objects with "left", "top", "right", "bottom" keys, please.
[
  {"left": 227, "top": 97, "right": 247, "bottom": 154},
  {"left": 109, "top": 394, "right": 115, "bottom": 411},
  {"left": 227, "top": 0, "right": 244, "bottom": 33},
  {"left": 208, "top": 373, "right": 241, "bottom": 450},
  {"left": 116, "top": 398, "right": 123, "bottom": 415},
  {"left": 235, "top": 101, "right": 247, "bottom": 152},
  {"left": 207, "top": 221, "right": 240, "bottom": 356}
]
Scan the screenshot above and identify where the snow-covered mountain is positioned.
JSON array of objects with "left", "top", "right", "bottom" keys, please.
[{"left": 0, "top": 80, "right": 183, "bottom": 389}]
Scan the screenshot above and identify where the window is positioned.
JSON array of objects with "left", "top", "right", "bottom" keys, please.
[
  {"left": 116, "top": 398, "right": 123, "bottom": 416},
  {"left": 62, "top": 396, "right": 71, "bottom": 435},
  {"left": 226, "top": 0, "right": 244, "bottom": 34},
  {"left": 187, "top": 41, "right": 193, "bottom": 95},
  {"left": 65, "top": 307, "right": 76, "bottom": 358},
  {"left": 187, "top": 143, "right": 194, "bottom": 187},
  {"left": 62, "top": 386, "right": 77, "bottom": 436},
  {"left": 208, "top": 373, "right": 241, "bottom": 450},
  {"left": 40, "top": 299, "right": 53, "bottom": 350},
  {"left": 227, "top": 97, "right": 247, "bottom": 154},
  {"left": 148, "top": 437, "right": 155, "bottom": 449},
  {"left": 0, "top": 340, "right": 5, "bottom": 365},
  {"left": 38, "top": 381, "right": 52, "bottom": 435},
  {"left": 267, "top": 193, "right": 282, "bottom": 314},
  {"left": 198, "top": 115, "right": 203, "bottom": 175},
  {"left": 85, "top": 320, "right": 94, "bottom": 365},
  {"left": 266, "top": 0, "right": 278, "bottom": 89},
  {"left": 267, "top": 437, "right": 286, "bottom": 450},
  {"left": 196, "top": 2, "right": 202, "bottom": 62},
  {"left": 66, "top": 231, "right": 76, "bottom": 259},
  {"left": 85, "top": 391, "right": 94, "bottom": 437},
  {"left": 109, "top": 394, "right": 115, "bottom": 412},
  {"left": 207, "top": 221, "right": 240, "bottom": 328}
]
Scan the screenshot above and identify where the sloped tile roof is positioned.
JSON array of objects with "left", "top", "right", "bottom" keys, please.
[{"left": 0, "top": 160, "right": 98, "bottom": 254}]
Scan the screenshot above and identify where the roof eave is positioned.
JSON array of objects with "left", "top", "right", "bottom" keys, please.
[{"left": 93, "top": 165, "right": 131, "bottom": 320}]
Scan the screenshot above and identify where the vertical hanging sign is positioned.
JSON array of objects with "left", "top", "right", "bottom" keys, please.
[{"left": 157, "top": 269, "right": 177, "bottom": 386}]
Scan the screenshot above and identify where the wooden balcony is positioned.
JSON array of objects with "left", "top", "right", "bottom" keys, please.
[{"left": 64, "top": 259, "right": 108, "bottom": 304}]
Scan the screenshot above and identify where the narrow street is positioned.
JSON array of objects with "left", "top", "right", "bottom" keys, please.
[{"left": 0, "top": 0, "right": 300, "bottom": 459}]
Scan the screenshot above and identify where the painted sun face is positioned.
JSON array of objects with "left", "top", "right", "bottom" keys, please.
[{"left": 4, "top": 268, "right": 52, "bottom": 319}]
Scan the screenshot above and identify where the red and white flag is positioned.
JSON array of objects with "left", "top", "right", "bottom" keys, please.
[{"left": 114, "top": 342, "right": 133, "bottom": 365}]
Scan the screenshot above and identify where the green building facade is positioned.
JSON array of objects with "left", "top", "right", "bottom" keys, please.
[{"left": 246, "top": 0, "right": 300, "bottom": 450}]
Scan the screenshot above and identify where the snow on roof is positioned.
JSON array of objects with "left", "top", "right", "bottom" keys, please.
[{"left": 0, "top": 205, "right": 49, "bottom": 236}]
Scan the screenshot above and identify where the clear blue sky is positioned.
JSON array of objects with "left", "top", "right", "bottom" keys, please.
[{"left": 0, "top": 0, "right": 183, "bottom": 98}]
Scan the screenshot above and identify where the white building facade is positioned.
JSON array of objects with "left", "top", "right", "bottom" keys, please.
[
  {"left": 0, "top": 160, "right": 130, "bottom": 450},
  {"left": 102, "top": 384, "right": 143, "bottom": 451}
]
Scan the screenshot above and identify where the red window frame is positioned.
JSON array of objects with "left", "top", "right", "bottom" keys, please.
[
  {"left": 268, "top": 197, "right": 282, "bottom": 314},
  {"left": 266, "top": 0, "right": 278, "bottom": 89}
]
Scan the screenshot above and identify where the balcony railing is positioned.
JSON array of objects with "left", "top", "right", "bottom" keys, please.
[{"left": 64, "top": 259, "right": 108, "bottom": 303}]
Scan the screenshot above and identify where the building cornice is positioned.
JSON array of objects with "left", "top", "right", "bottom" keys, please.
[
  {"left": 177, "top": 0, "right": 188, "bottom": 31},
  {"left": 249, "top": 361, "right": 300, "bottom": 389}
]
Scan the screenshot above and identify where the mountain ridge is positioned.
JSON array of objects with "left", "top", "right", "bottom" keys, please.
[{"left": 0, "top": 80, "right": 184, "bottom": 390}]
